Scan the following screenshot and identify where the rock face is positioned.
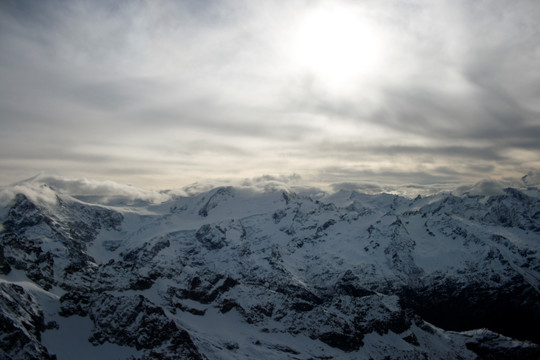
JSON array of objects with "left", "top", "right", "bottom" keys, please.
[
  {"left": 0, "top": 282, "right": 55, "bottom": 360},
  {"left": 0, "top": 182, "right": 539, "bottom": 359}
]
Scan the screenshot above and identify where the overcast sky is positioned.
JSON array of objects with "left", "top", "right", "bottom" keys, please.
[{"left": 1, "top": 0, "right": 539, "bottom": 190}]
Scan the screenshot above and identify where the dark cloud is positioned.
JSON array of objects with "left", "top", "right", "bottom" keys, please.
[
  {"left": 317, "top": 166, "right": 465, "bottom": 186},
  {"left": 310, "top": 143, "right": 505, "bottom": 161},
  {"left": 330, "top": 182, "right": 383, "bottom": 193}
]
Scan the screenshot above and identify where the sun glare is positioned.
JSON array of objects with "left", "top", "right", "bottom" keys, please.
[{"left": 291, "top": 5, "right": 385, "bottom": 91}]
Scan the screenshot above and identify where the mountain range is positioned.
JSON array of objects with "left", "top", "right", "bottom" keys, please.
[{"left": 1, "top": 177, "right": 539, "bottom": 359}]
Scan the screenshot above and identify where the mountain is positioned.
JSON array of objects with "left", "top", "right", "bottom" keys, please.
[{"left": 1, "top": 179, "right": 539, "bottom": 359}]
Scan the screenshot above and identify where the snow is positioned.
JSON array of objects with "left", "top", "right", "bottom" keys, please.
[
  {"left": 0, "top": 270, "right": 60, "bottom": 301},
  {"left": 42, "top": 315, "right": 140, "bottom": 360}
]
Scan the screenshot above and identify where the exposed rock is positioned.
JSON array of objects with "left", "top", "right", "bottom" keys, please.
[
  {"left": 196, "top": 224, "right": 227, "bottom": 250},
  {"left": 0, "top": 282, "right": 56, "bottom": 360},
  {"left": 88, "top": 294, "right": 204, "bottom": 359}
]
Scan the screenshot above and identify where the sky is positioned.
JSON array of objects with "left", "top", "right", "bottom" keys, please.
[{"left": 1, "top": 0, "right": 539, "bottom": 191}]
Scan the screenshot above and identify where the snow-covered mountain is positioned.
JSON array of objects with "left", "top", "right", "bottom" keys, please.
[{"left": 1, "top": 178, "right": 539, "bottom": 359}]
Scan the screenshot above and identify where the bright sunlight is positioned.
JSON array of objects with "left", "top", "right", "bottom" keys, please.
[{"left": 290, "top": 4, "right": 387, "bottom": 92}]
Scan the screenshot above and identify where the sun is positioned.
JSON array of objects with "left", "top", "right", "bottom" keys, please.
[{"left": 290, "top": 4, "right": 385, "bottom": 91}]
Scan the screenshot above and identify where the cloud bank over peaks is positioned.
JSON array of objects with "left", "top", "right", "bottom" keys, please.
[
  {"left": 0, "top": 174, "right": 170, "bottom": 207},
  {"left": 167, "top": 174, "right": 303, "bottom": 197},
  {"left": 1, "top": 173, "right": 539, "bottom": 210},
  {"left": 0, "top": 173, "right": 306, "bottom": 207}
]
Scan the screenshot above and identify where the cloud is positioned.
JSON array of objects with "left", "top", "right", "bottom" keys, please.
[
  {"left": 0, "top": 180, "right": 59, "bottom": 208},
  {"left": 330, "top": 182, "right": 383, "bottom": 193},
  {"left": 453, "top": 179, "right": 507, "bottom": 197},
  {"left": 312, "top": 143, "right": 505, "bottom": 161},
  {"left": 0, "top": 174, "right": 170, "bottom": 206},
  {"left": 240, "top": 174, "right": 304, "bottom": 193},
  {"left": 329, "top": 181, "right": 453, "bottom": 197},
  {"left": 522, "top": 171, "right": 540, "bottom": 188},
  {"left": 284, "top": 0, "right": 540, "bottom": 184},
  {"left": 171, "top": 173, "right": 303, "bottom": 196},
  {"left": 0, "top": 0, "right": 539, "bottom": 188},
  {"left": 1, "top": 172, "right": 537, "bottom": 208}
]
